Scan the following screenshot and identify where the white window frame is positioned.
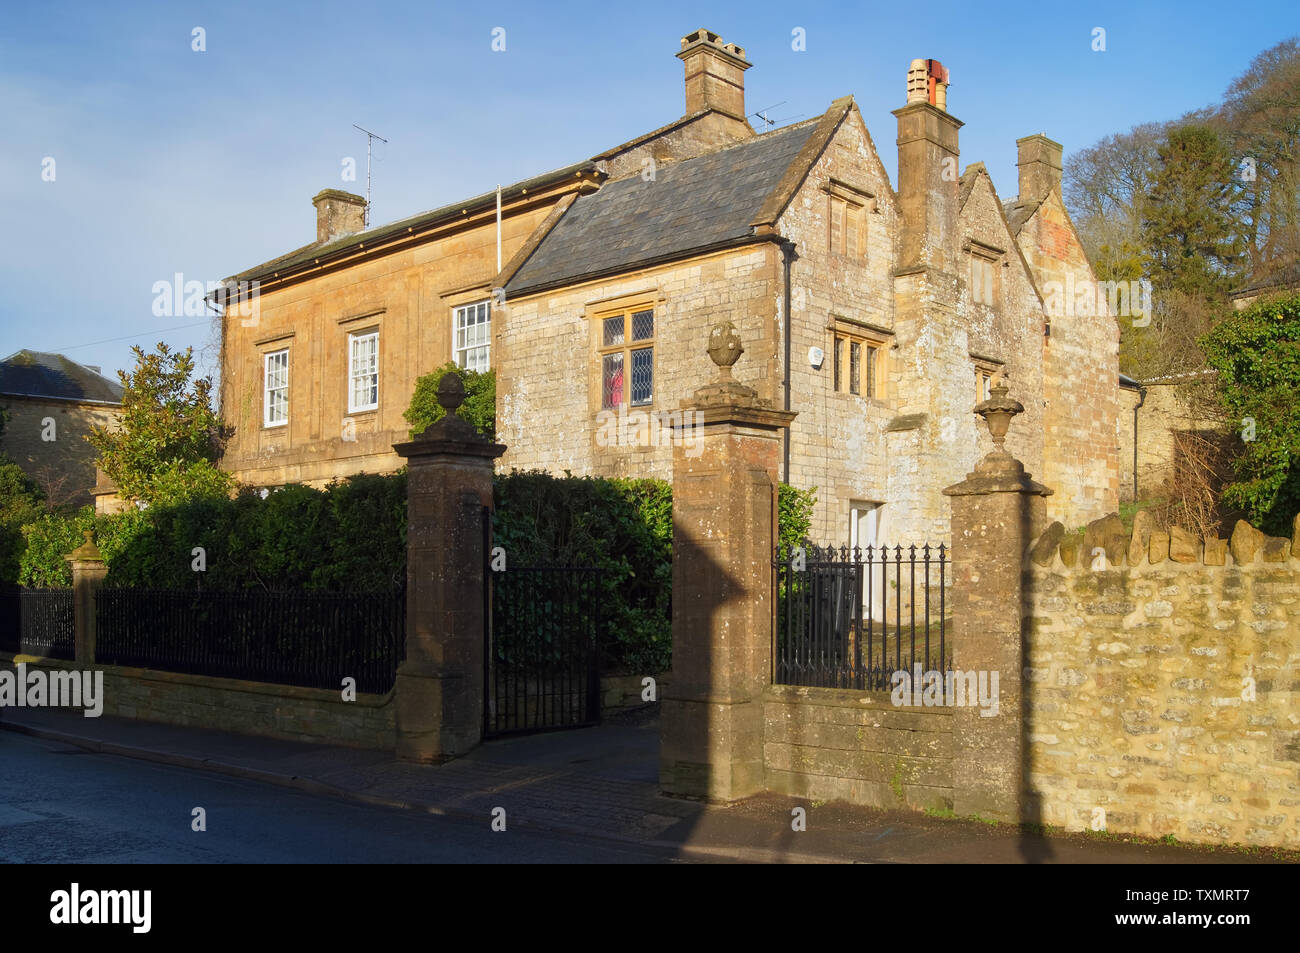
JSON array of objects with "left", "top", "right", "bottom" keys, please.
[
  {"left": 263, "top": 349, "right": 289, "bottom": 428},
  {"left": 348, "top": 330, "right": 379, "bottom": 413},
  {"left": 453, "top": 300, "right": 491, "bottom": 372}
]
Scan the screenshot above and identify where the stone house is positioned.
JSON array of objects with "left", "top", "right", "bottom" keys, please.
[
  {"left": 215, "top": 29, "right": 1123, "bottom": 546},
  {"left": 0, "top": 350, "right": 123, "bottom": 508}
]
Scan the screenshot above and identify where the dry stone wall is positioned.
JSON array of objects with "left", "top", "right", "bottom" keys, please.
[{"left": 1023, "top": 513, "right": 1300, "bottom": 847}]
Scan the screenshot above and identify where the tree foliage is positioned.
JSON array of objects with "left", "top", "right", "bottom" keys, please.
[
  {"left": 1218, "top": 37, "right": 1300, "bottom": 277},
  {"left": 87, "top": 342, "right": 232, "bottom": 504},
  {"left": 404, "top": 363, "right": 495, "bottom": 441},
  {"left": 1065, "top": 37, "right": 1300, "bottom": 381},
  {"left": 1141, "top": 124, "right": 1246, "bottom": 299}
]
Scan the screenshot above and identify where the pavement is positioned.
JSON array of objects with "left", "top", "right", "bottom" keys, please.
[{"left": 1, "top": 704, "right": 1290, "bottom": 864}]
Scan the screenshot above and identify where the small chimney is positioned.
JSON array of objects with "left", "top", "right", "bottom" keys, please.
[
  {"left": 1016, "top": 134, "right": 1063, "bottom": 200},
  {"left": 312, "top": 189, "right": 367, "bottom": 244},
  {"left": 676, "top": 28, "right": 752, "bottom": 120}
]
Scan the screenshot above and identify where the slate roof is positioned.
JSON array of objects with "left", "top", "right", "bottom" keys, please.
[
  {"left": 1234, "top": 261, "right": 1300, "bottom": 297},
  {"left": 0, "top": 350, "right": 123, "bottom": 404},
  {"left": 505, "top": 118, "right": 823, "bottom": 297},
  {"left": 1001, "top": 197, "right": 1041, "bottom": 237},
  {"left": 227, "top": 160, "right": 599, "bottom": 284}
]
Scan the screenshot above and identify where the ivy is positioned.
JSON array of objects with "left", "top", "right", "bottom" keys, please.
[{"left": 1200, "top": 292, "right": 1300, "bottom": 535}]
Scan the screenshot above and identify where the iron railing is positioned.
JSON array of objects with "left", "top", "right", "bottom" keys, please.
[
  {"left": 487, "top": 567, "right": 601, "bottom": 735},
  {"left": 95, "top": 587, "right": 405, "bottom": 693},
  {"left": 0, "top": 587, "right": 75, "bottom": 659},
  {"left": 774, "top": 543, "right": 950, "bottom": 690}
]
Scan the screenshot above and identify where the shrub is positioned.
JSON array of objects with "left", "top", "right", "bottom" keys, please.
[
  {"left": 404, "top": 363, "right": 495, "bottom": 441},
  {"left": 1200, "top": 291, "right": 1300, "bottom": 535},
  {"left": 0, "top": 458, "right": 47, "bottom": 584}
]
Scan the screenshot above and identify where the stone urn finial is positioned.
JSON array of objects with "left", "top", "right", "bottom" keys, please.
[
  {"left": 437, "top": 373, "right": 466, "bottom": 416},
  {"left": 974, "top": 382, "right": 1023, "bottom": 452},
  {"left": 66, "top": 529, "right": 103, "bottom": 563},
  {"left": 706, "top": 322, "right": 744, "bottom": 379}
]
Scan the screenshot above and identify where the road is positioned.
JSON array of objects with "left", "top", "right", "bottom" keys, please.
[{"left": 0, "top": 731, "right": 699, "bottom": 863}]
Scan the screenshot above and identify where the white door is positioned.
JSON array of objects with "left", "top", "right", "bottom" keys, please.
[{"left": 850, "top": 502, "right": 885, "bottom": 622}]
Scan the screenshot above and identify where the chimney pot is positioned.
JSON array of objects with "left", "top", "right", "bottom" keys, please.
[{"left": 311, "top": 188, "right": 367, "bottom": 244}]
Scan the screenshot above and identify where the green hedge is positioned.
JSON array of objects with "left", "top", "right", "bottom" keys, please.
[
  {"left": 18, "top": 474, "right": 407, "bottom": 591},
  {"left": 14, "top": 469, "right": 818, "bottom": 676}
]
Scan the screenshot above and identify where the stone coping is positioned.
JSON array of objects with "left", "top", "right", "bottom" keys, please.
[
  {"left": 764, "top": 682, "right": 954, "bottom": 717},
  {"left": 1027, "top": 512, "right": 1300, "bottom": 571},
  {"left": 0, "top": 651, "right": 394, "bottom": 708}
]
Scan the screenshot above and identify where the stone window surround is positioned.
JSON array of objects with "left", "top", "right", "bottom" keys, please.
[
  {"left": 441, "top": 285, "right": 494, "bottom": 370},
  {"left": 827, "top": 314, "right": 892, "bottom": 404},
  {"left": 253, "top": 331, "right": 295, "bottom": 431},
  {"left": 452, "top": 299, "right": 492, "bottom": 372},
  {"left": 971, "top": 352, "right": 1005, "bottom": 403},
  {"left": 587, "top": 289, "right": 664, "bottom": 418},
  {"left": 343, "top": 322, "right": 381, "bottom": 415},
  {"left": 823, "top": 178, "right": 876, "bottom": 261},
  {"left": 262, "top": 348, "right": 290, "bottom": 429},
  {"left": 965, "top": 238, "right": 1005, "bottom": 309}
]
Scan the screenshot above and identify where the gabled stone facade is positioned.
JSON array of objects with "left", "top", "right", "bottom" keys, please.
[{"left": 215, "top": 30, "right": 1124, "bottom": 547}]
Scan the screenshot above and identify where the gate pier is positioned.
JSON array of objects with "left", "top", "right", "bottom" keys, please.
[{"left": 392, "top": 375, "right": 505, "bottom": 763}]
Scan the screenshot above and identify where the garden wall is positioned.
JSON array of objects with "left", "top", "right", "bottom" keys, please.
[
  {"left": 763, "top": 684, "right": 953, "bottom": 810},
  {"left": 1, "top": 652, "right": 396, "bottom": 750},
  {"left": 1023, "top": 515, "right": 1300, "bottom": 847}
]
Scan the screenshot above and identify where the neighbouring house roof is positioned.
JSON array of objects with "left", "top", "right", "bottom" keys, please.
[
  {"left": 225, "top": 160, "right": 601, "bottom": 286},
  {"left": 505, "top": 116, "right": 824, "bottom": 297},
  {"left": 0, "top": 350, "right": 123, "bottom": 404},
  {"left": 1233, "top": 261, "right": 1300, "bottom": 298},
  {"left": 1139, "top": 368, "right": 1218, "bottom": 386}
]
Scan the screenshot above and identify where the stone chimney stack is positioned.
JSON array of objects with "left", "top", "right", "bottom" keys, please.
[
  {"left": 1016, "top": 134, "right": 1063, "bottom": 201},
  {"left": 892, "top": 58, "right": 962, "bottom": 274},
  {"left": 312, "top": 189, "right": 367, "bottom": 244},
  {"left": 676, "top": 28, "right": 751, "bottom": 121}
]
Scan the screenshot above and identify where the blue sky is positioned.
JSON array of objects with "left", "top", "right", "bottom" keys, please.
[{"left": 1, "top": 0, "right": 1294, "bottom": 385}]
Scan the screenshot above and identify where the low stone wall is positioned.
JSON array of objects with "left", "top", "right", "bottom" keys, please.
[
  {"left": 600, "top": 672, "right": 669, "bottom": 713},
  {"left": 763, "top": 684, "right": 953, "bottom": 810},
  {"left": 1023, "top": 515, "right": 1300, "bottom": 847},
  {"left": 1, "top": 652, "right": 395, "bottom": 750}
]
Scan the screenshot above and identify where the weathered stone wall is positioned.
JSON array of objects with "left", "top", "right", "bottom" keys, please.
[
  {"left": 1116, "top": 383, "right": 1141, "bottom": 502},
  {"left": 597, "top": 112, "right": 754, "bottom": 181},
  {"left": 960, "top": 170, "right": 1046, "bottom": 478},
  {"left": 1, "top": 652, "right": 395, "bottom": 750},
  {"left": 497, "top": 244, "right": 780, "bottom": 479},
  {"left": 775, "top": 107, "right": 902, "bottom": 544},
  {"left": 0, "top": 396, "right": 120, "bottom": 508},
  {"left": 1023, "top": 515, "right": 1300, "bottom": 847},
  {"left": 1013, "top": 191, "right": 1122, "bottom": 527},
  {"left": 763, "top": 685, "right": 953, "bottom": 809},
  {"left": 1120, "top": 377, "right": 1229, "bottom": 505}
]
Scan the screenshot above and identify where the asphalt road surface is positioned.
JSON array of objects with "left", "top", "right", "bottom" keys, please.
[{"left": 0, "top": 731, "right": 698, "bottom": 863}]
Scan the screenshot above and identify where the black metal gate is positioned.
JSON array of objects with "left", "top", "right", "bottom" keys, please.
[{"left": 484, "top": 521, "right": 602, "bottom": 735}]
